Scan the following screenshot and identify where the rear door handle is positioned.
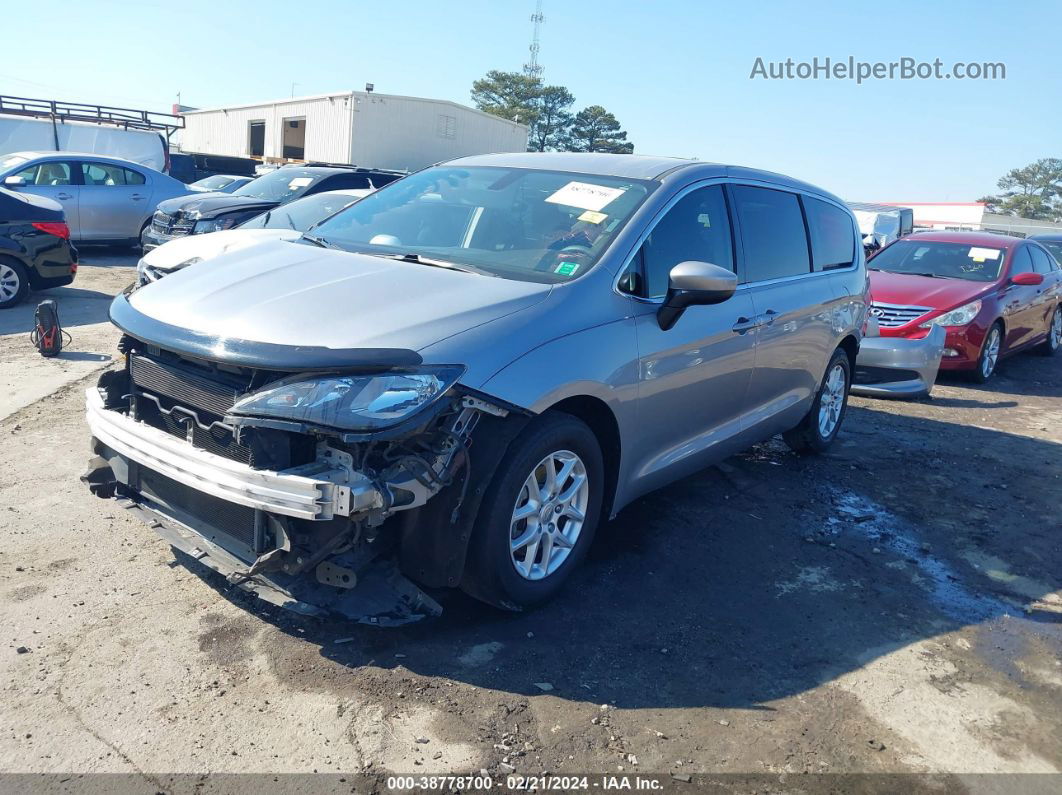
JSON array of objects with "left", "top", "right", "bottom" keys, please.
[
  {"left": 732, "top": 317, "right": 758, "bottom": 334},
  {"left": 760, "top": 309, "right": 778, "bottom": 326},
  {"left": 131, "top": 194, "right": 146, "bottom": 201},
  {"left": 56, "top": 192, "right": 73, "bottom": 200}
]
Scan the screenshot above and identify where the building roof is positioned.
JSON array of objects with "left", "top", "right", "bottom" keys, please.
[{"left": 181, "top": 91, "right": 528, "bottom": 131}]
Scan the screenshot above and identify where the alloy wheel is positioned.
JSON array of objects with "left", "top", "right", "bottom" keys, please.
[
  {"left": 509, "top": 450, "right": 589, "bottom": 581},
  {"left": 982, "top": 327, "right": 1001, "bottom": 378},
  {"left": 1052, "top": 309, "right": 1062, "bottom": 350},
  {"left": 817, "top": 363, "right": 847, "bottom": 438},
  {"left": 0, "top": 263, "right": 20, "bottom": 301}
]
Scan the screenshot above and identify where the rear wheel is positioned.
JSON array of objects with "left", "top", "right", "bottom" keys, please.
[
  {"left": 783, "top": 348, "right": 851, "bottom": 454},
  {"left": 1037, "top": 306, "right": 1061, "bottom": 356},
  {"left": 0, "top": 258, "right": 29, "bottom": 309},
  {"left": 969, "top": 323, "right": 1002, "bottom": 382},
  {"left": 462, "top": 412, "right": 603, "bottom": 610}
]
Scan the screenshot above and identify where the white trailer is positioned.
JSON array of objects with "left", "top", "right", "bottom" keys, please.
[
  {"left": 178, "top": 91, "right": 528, "bottom": 172},
  {"left": 0, "top": 95, "right": 182, "bottom": 173}
]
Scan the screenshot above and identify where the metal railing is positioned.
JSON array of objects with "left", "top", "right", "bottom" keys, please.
[{"left": 0, "top": 94, "right": 184, "bottom": 136}]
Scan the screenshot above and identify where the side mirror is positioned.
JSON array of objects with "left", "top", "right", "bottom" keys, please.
[
  {"left": 3, "top": 176, "right": 25, "bottom": 188},
  {"left": 657, "top": 260, "right": 737, "bottom": 330},
  {"left": 1012, "top": 272, "right": 1043, "bottom": 286}
]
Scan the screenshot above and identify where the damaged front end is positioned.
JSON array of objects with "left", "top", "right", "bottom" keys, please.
[{"left": 83, "top": 332, "right": 522, "bottom": 626}]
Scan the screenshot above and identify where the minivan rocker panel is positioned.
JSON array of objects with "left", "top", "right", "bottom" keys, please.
[{"left": 87, "top": 152, "right": 868, "bottom": 623}]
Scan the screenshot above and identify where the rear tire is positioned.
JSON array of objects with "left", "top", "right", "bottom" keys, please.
[
  {"left": 1037, "top": 306, "right": 1061, "bottom": 356},
  {"left": 461, "top": 412, "right": 604, "bottom": 610},
  {"left": 783, "top": 348, "right": 851, "bottom": 454},
  {"left": 968, "top": 322, "right": 1002, "bottom": 383},
  {"left": 0, "top": 257, "right": 30, "bottom": 309}
]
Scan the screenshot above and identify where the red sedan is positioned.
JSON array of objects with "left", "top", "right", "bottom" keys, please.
[{"left": 867, "top": 231, "right": 1062, "bottom": 382}]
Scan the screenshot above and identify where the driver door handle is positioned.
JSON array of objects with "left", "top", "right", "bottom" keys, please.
[
  {"left": 56, "top": 192, "right": 73, "bottom": 200},
  {"left": 131, "top": 194, "right": 146, "bottom": 201},
  {"left": 732, "top": 317, "right": 759, "bottom": 334}
]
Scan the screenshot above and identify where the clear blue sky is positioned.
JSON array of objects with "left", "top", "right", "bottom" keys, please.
[{"left": 4, "top": 0, "right": 1059, "bottom": 201}]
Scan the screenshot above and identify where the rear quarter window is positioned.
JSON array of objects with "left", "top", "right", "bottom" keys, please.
[{"left": 804, "top": 196, "right": 855, "bottom": 271}]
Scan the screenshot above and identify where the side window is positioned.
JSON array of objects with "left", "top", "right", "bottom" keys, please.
[
  {"left": 1010, "top": 246, "right": 1034, "bottom": 275},
  {"left": 1030, "top": 245, "right": 1054, "bottom": 274},
  {"left": 640, "top": 185, "right": 733, "bottom": 299},
  {"left": 82, "top": 162, "right": 144, "bottom": 186},
  {"left": 732, "top": 185, "right": 811, "bottom": 282},
  {"left": 16, "top": 161, "right": 72, "bottom": 186},
  {"left": 804, "top": 196, "right": 855, "bottom": 271},
  {"left": 321, "top": 174, "right": 372, "bottom": 191}
]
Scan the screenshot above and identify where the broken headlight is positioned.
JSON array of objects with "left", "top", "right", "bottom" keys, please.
[{"left": 228, "top": 367, "right": 465, "bottom": 431}]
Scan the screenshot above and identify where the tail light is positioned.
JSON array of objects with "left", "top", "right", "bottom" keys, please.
[{"left": 31, "top": 221, "right": 71, "bottom": 240}]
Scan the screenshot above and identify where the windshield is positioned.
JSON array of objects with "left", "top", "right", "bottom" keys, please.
[
  {"left": 870, "top": 240, "right": 1007, "bottom": 282},
  {"left": 193, "top": 175, "right": 237, "bottom": 190},
  {"left": 234, "top": 168, "right": 322, "bottom": 202},
  {"left": 1038, "top": 240, "right": 1062, "bottom": 264},
  {"left": 308, "top": 166, "right": 654, "bottom": 283},
  {"left": 240, "top": 192, "right": 365, "bottom": 231}
]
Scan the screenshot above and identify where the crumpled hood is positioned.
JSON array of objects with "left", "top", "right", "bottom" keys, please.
[
  {"left": 869, "top": 270, "right": 994, "bottom": 310},
  {"left": 128, "top": 238, "right": 552, "bottom": 353},
  {"left": 156, "top": 192, "right": 276, "bottom": 220},
  {"left": 141, "top": 229, "right": 299, "bottom": 272}
]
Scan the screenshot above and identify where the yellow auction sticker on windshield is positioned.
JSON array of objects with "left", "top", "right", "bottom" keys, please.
[
  {"left": 546, "top": 181, "right": 625, "bottom": 212},
  {"left": 555, "top": 261, "right": 581, "bottom": 276},
  {"left": 578, "top": 210, "right": 608, "bottom": 224}
]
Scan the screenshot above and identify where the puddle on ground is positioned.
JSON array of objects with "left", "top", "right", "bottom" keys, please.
[{"left": 823, "top": 489, "right": 1012, "bottom": 624}]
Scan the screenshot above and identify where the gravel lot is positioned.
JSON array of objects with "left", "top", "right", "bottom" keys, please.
[{"left": 1, "top": 253, "right": 1059, "bottom": 788}]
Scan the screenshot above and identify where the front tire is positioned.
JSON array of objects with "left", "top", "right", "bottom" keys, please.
[
  {"left": 783, "top": 348, "right": 851, "bottom": 454},
  {"left": 969, "top": 322, "right": 1002, "bottom": 383},
  {"left": 462, "top": 412, "right": 604, "bottom": 610},
  {"left": 0, "top": 258, "right": 29, "bottom": 309},
  {"left": 1037, "top": 306, "right": 1061, "bottom": 356}
]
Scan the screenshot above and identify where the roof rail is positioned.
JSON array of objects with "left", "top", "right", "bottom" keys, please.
[{"left": 0, "top": 94, "right": 184, "bottom": 136}]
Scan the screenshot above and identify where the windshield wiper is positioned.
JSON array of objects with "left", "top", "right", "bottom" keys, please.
[
  {"left": 300, "top": 233, "right": 338, "bottom": 249},
  {"left": 375, "top": 252, "right": 481, "bottom": 275},
  {"left": 911, "top": 272, "right": 944, "bottom": 278}
]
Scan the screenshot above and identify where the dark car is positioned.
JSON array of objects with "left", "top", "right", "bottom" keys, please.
[
  {"left": 142, "top": 165, "right": 403, "bottom": 252},
  {"left": 0, "top": 186, "right": 77, "bottom": 308},
  {"left": 868, "top": 231, "right": 1061, "bottom": 381}
]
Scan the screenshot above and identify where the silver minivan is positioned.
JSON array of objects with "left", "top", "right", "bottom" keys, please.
[{"left": 84, "top": 152, "right": 869, "bottom": 623}]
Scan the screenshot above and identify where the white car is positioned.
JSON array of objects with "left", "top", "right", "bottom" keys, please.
[{"left": 136, "top": 188, "right": 372, "bottom": 285}]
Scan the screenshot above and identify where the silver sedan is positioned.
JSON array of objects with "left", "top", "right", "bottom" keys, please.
[{"left": 0, "top": 150, "right": 191, "bottom": 246}]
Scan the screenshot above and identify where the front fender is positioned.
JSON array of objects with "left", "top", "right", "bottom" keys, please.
[{"left": 479, "top": 316, "right": 641, "bottom": 416}]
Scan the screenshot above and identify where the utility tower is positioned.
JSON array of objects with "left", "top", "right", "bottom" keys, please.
[{"left": 523, "top": 0, "right": 544, "bottom": 78}]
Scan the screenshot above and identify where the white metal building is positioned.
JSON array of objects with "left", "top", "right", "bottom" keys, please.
[{"left": 178, "top": 91, "right": 528, "bottom": 172}]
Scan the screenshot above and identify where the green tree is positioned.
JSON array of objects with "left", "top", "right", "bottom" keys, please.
[
  {"left": 470, "top": 70, "right": 542, "bottom": 126},
  {"left": 565, "top": 105, "right": 634, "bottom": 154},
  {"left": 979, "top": 158, "right": 1062, "bottom": 220},
  {"left": 527, "top": 85, "right": 575, "bottom": 152}
]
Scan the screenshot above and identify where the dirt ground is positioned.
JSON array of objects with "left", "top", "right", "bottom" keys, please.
[{"left": 1, "top": 254, "right": 1059, "bottom": 790}]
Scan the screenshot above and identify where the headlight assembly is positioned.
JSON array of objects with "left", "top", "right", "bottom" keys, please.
[
  {"left": 228, "top": 366, "right": 465, "bottom": 432},
  {"left": 920, "top": 299, "right": 982, "bottom": 328},
  {"left": 193, "top": 217, "right": 240, "bottom": 234}
]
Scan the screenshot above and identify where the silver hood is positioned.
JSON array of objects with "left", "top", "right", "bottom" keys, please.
[{"left": 126, "top": 238, "right": 551, "bottom": 355}]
